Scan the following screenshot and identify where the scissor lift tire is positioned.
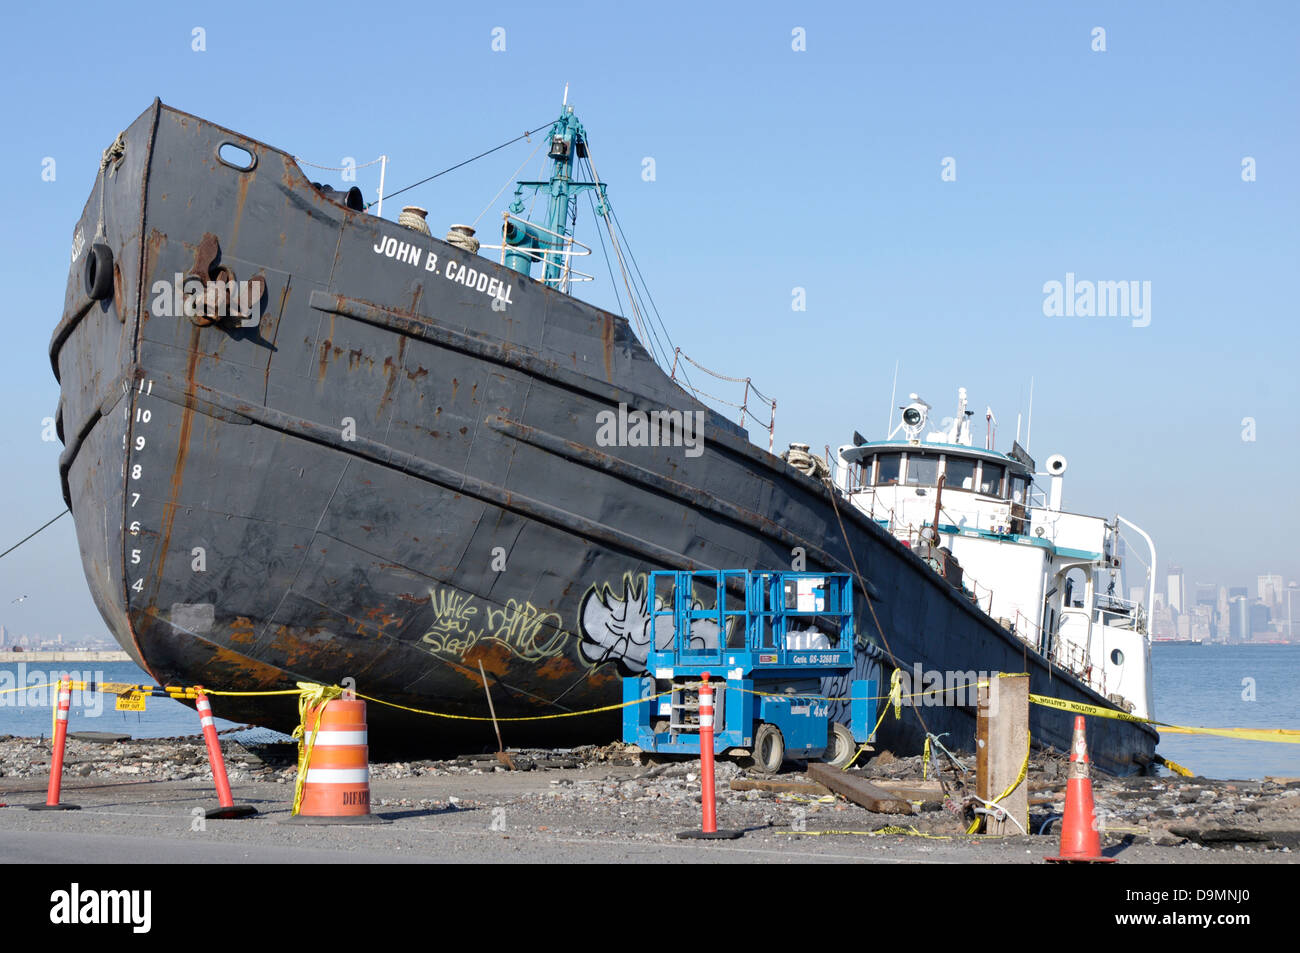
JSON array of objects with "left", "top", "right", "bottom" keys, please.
[
  {"left": 824, "top": 722, "right": 856, "bottom": 768},
  {"left": 749, "top": 723, "right": 785, "bottom": 775}
]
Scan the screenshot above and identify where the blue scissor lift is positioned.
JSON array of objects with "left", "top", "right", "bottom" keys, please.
[{"left": 622, "top": 570, "right": 877, "bottom": 772}]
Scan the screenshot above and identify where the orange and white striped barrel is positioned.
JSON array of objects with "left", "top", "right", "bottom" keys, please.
[{"left": 298, "top": 699, "right": 372, "bottom": 817}]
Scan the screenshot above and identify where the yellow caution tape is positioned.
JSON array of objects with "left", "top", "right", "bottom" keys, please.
[
  {"left": 1158, "top": 725, "right": 1300, "bottom": 744},
  {"left": 97, "top": 682, "right": 141, "bottom": 696},
  {"left": 775, "top": 825, "right": 951, "bottom": 840},
  {"left": 1030, "top": 692, "right": 1300, "bottom": 743},
  {"left": 354, "top": 687, "right": 672, "bottom": 722},
  {"left": 840, "top": 673, "right": 903, "bottom": 772},
  {"left": 13, "top": 669, "right": 1290, "bottom": 748},
  {"left": 1029, "top": 692, "right": 1153, "bottom": 724},
  {"left": 994, "top": 730, "right": 1031, "bottom": 807},
  {"left": 839, "top": 742, "right": 871, "bottom": 772},
  {"left": 0, "top": 681, "right": 62, "bottom": 696},
  {"left": 967, "top": 730, "right": 1030, "bottom": 835},
  {"left": 291, "top": 682, "right": 345, "bottom": 816},
  {"left": 1155, "top": 754, "right": 1194, "bottom": 777},
  {"left": 205, "top": 688, "right": 304, "bottom": 697}
]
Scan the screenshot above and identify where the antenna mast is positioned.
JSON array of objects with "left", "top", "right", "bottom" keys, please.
[
  {"left": 1026, "top": 377, "right": 1034, "bottom": 451},
  {"left": 886, "top": 360, "right": 900, "bottom": 434}
]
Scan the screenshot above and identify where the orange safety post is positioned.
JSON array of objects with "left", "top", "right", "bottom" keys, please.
[
  {"left": 28, "top": 676, "right": 80, "bottom": 811},
  {"left": 195, "top": 688, "right": 257, "bottom": 819},
  {"left": 677, "top": 672, "right": 741, "bottom": 840}
]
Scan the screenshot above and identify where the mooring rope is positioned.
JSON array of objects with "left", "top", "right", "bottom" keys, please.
[
  {"left": 0, "top": 509, "right": 70, "bottom": 562},
  {"left": 368, "top": 121, "right": 555, "bottom": 209}
]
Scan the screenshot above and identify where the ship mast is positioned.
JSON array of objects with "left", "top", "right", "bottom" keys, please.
[{"left": 502, "top": 99, "right": 607, "bottom": 290}]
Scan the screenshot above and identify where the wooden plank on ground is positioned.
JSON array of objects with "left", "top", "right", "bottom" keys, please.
[
  {"left": 730, "top": 778, "right": 832, "bottom": 796},
  {"left": 871, "top": 779, "right": 944, "bottom": 800},
  {"left": 805, "top": 763, "right": 915, "bottom": 814},
  {"left": 1029, "top": 780, "right": 1067, "bottom": 792}
]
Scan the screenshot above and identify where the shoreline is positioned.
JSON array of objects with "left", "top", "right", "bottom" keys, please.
[{"left": 0, "top": 651, "right": 131, "bottom": 663}]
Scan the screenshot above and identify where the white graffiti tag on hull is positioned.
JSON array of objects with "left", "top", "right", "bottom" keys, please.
[{"left": 577, "top": 574, "right": 733, "bottom": 676}]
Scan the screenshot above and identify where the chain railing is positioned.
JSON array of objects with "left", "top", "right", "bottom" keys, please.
[{"left": 669, "top": 348, "right": 777, "bottom": 452}]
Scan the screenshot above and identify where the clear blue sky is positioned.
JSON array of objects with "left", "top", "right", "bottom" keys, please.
[{"left": 1, "top": 1, "right": 1296, "bottom": 639}]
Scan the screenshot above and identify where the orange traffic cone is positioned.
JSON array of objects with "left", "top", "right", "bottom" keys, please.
[{"left": 1046, "top": 715, "right": 1115, "bottom": 863}]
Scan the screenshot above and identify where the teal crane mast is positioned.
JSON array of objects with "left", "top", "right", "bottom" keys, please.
[{"left": 502, "top": 102, "right": 608, "bottom": 286}]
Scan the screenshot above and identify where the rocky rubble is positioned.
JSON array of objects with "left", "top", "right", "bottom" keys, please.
[{"left": 1, "top": 734, "right": 1295, "bottom": 851}]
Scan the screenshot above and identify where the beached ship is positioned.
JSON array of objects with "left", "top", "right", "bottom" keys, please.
[
  {"left": 51, "top": 98, "right": 1158, "bottom": 770},
  {"left": 835, "top": 389, "right": 1156, "bottom": 722}
]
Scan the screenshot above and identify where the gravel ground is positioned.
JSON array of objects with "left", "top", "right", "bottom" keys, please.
[{"left": 1, "top": 735, "right": 1297, "bottom": 863}]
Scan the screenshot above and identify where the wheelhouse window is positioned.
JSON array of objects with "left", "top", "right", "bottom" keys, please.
[
  {"left": 875, "top": 452, "right": 902, "bottom": 485},
  {"left": 978, "top": 462, "right": 1005, "bottom": 496},
  {"left": 904, "top": 453, "right": 940, "bottom": 486},
  {"left": 1009, "top": 474, "right": 1029, "bottom": 504},
  {"left": 945, "top": 456, "right": 977, "bottom": 491}
]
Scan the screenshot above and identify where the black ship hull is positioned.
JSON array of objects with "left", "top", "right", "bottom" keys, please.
[{"left": 52, "top": 101, "right": 1157, "bottom": 770}]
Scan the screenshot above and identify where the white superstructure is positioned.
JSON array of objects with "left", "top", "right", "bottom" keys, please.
[{"left": 833, "top": 388, "right": 1155, "bottom": 719}]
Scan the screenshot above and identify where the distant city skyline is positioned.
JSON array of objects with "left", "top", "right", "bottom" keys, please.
[
  {"left": 0, "top": 624, "right": 116, "bottom": 650},
  {"left": 1149, "top": 563, "right": 1298, "bottom": 642}
]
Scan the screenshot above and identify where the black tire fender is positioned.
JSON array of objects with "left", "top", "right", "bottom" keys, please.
[{"left": 84, "top": 242, "right": 113, "bottom": 301}]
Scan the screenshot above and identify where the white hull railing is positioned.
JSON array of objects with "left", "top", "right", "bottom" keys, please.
[
  {"left": 481, "top": 213, "right": 596, "bottom": 293},
  {"left": 1094, "top": 593, "right": 1149, "bottom": 635}
]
